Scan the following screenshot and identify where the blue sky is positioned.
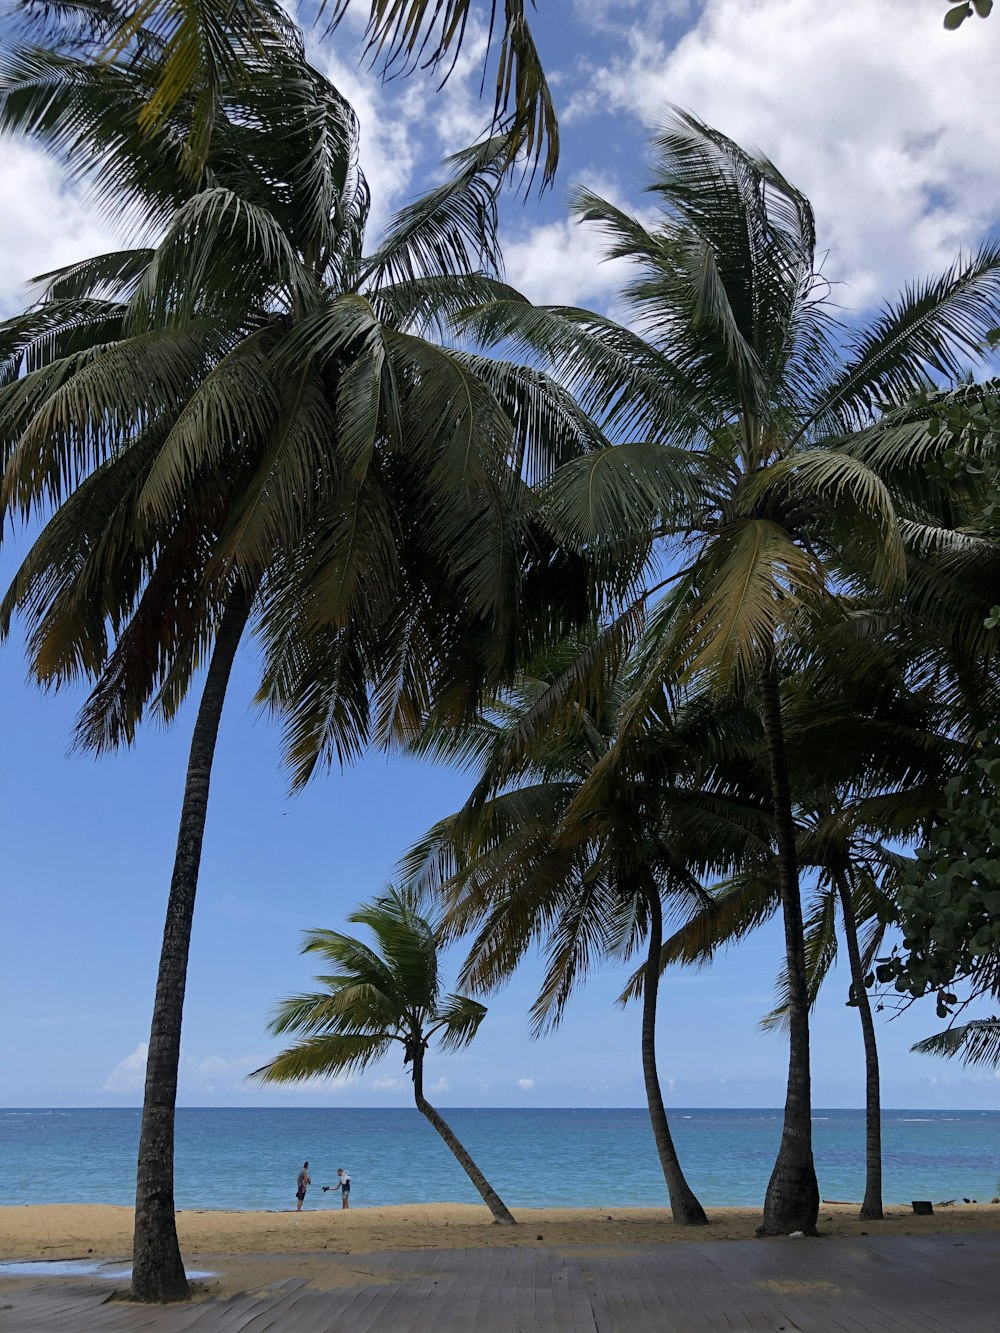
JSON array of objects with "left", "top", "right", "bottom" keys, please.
[{"left": 2, "top": 0, "right": 1000, "bottom": 1111}]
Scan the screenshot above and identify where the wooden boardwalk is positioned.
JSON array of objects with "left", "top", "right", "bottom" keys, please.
[{"left": 1, "top": 1232, "right": 996, "bottom": 1331}]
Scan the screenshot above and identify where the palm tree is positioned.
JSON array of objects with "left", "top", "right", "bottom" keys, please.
[
  {"left": 451, "top": 111, "right": 1000, "bottom": 1233},
  {"left": 252, "top": 887, "right": 516, "bottom": 1224},
  {"left": 662, "top": 809, "right": 902, "bottom": 1222},
  {"left": 1, "top": 15, "right": 596, "bottom": 1301},
  {"left": 653, "top": 643, "right": 971, "bottom": 1223},
  {"left": 404, "top": 648, "right": 772, "bottom": 1225},
  {"left": 29, "top": 0, "right": 558, "bottom": 185}
]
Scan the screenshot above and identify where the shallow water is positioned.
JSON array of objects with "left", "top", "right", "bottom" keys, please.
[
  {"left": 2, "top": 1107, "right": 997, "bottom": 1211},
  {"left": 0, "top": 1260, "right": 215, "bottom": 1279}
]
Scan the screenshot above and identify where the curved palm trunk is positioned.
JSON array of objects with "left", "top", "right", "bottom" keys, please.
[
  {"left": 412, "top": 1049, "right": 516, "bottom": 1225},
  {"left": 131, "top": 585, "right": 255, "bottom": 1302},
  {"left": 641, "top": 884, "right": 708, "bottom": 1224},
  {"left": 834, "top": 869, "right": 883, "bottom": 1221},
  {"left": 758, "top": 663, "right": 819, "bottom": 1236}
]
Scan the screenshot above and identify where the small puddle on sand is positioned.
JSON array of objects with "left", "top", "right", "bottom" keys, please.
[{"left": 0, "top": 1260, "right": 216, "bottom": 1279}]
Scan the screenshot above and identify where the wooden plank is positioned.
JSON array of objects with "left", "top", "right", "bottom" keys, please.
[
  {"left": 489, "top": 1248, "right": 523, "bottom": 1333},
  {"left": 545, "top": 1252, "right": 578, "bottom": 1333},
  {"left": 509, "top": 1247, "right": 537, "bottom": 1333},
  {"left": 532, "top": 1248, "right": 562, "bottom": 1333},
  {"left": 6, "top": 1232, "right": 1000, "bottom": 1333},
  {"left": 329, "top": 1275, "right": 399, "bottom": 1333},
  {"left": 228, "top": 1279, "right": 314, "bottom": 1333},
  {"left": 699, "top": 1239, "right": 888, "bottom": 1333},
  {"left": 405, "top": 1250, "right": 460, "bottom": 1333},
  {"left": 561, "top": 1255, "right": 602, "bottom": 1333},
  {"left": 443, "top": 1246, "right": 501, "bottom": 1333}
]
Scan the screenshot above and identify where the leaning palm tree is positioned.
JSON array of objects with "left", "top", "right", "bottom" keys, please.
[
  {"left": 252, "top": 887, "right": 516, "bottom": 1224},
  {"left": 405, "top": 646, "right": 772, "bottom": 1225},
  {"left": 452, "top": 111, "right": 1000, "bottom": 1232},
  {"left": 0, "top": 15, "right": 596, "bottom": 1302}
]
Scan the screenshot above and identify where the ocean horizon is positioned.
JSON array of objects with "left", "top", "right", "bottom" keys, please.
[{"left": 3, "top": 1107, "right": 998, "bottom": 1212}]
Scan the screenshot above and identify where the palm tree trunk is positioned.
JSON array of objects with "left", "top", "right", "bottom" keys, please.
[
  {"left": 834, "top": 869, "right": 883, "bottom": 1221},
  {"left": 758, "top": 661, "right": 819, "bottom": 1236},
  {"left": 412, "top": 1049, "right": 516, "bottom": 1225},
  {"left": 641, "top": 882, "right": 708, "bottom": 1224},
  {"left": 131, "top": 584, "right": 255, "bottom": 1302}
]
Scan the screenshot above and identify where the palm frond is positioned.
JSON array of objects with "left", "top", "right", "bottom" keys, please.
[
  {"left": 912, "top": 1018, "right": 1000, "bottom": 1068},
  {"left": 250, "top": 1032, "right": 394, "bottom": 1083},
  {"left": 747, "top": 448, "right": 905, "bottom": 591},
  {"left": 760, "top": 886, "right": 838, "bottom": 1031},
  {"left": 361, "top": 134, "right": 515, "bottom": 291},
  {"left": 100, "top": 0, "right": 301, "bottom": 178},
  {"left": 329, "top": 0, "right": 558, "bottom": 188},
  {"left": 431, "top": 992, "right": 488, "bottom": 1051},
  {"left": 806, "top": 242, "right": 1000, "bottom": 436}
]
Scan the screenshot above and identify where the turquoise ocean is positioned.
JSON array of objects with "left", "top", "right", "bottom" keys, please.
[{"left": 2, "top": 1108, "right": 997, "bottom": 1212}]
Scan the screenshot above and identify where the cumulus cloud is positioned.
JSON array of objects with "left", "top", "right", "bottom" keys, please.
[
  {"left": 517, "top": 1077, "right": 535, "bottom": 1091},
  {"left": 102, "top": 1043, "right": 149, "bottom": 1094},
  {"left": 500, "top": 216, "right": 633, "bottom": 309},
  {"left": 572, "top": 0, "right": 1000, "bottom": 310},
  {"left": 429, "top": 1077, "right": 450, "bottom": 1094},
  {"left": 371, "top": 1074, "right": 406, "bottom": 1093},
  {"left": 0, "top": 141, "right": 120, "bottom": 317},
  {"left": 101, "top": 1044, "right": 350, "bottom": 1097}
]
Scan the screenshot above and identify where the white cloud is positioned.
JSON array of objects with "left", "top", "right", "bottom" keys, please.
[
  {"left": 573, "top": 0, "right": 691, "bottom": 29},
  {"left": 101, "top": 1044, "right": 355, "bottom": 1097},
  {"left": 429, "top": 1076, "right": 450, "bottom": 1094},
  {"left": 102, "top": 1043, "right": 149, "bottom": 1094},
  {"left": 0, "top": 141, "right": 120, "bottom": 317},
  {"left": 371, "top": 1074, "right": 406, "bottom": 1092},
  {"left": 500, "top": 215, "right": 636, "bottom": 308},
  {"left": 575, "top": 0, "right": 1000, "bottom": 310},
  {"left": 517, "top": 1077, "right": 535, "bottom": 1091}
]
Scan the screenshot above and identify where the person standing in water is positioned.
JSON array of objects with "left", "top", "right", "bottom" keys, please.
[{"left": 295, "top": 1161, "right": 311, "bottom": 1211}]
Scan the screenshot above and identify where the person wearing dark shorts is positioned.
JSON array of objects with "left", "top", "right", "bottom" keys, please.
[
  {"left": 295, "top": 1161, "right": 311, "bottom": 1211},
  {"left": 335, "top": 1167, "right": 350, "bottom": 1209}
]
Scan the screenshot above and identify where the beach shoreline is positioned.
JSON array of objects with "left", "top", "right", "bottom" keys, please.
[{"left": 3, "top": 1201, "right": 999, "bottom": 1266}]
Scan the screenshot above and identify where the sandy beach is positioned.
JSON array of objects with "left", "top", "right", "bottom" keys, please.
[{"left": 3, "top": 1200, "right": 1000, "bottom": 1296}]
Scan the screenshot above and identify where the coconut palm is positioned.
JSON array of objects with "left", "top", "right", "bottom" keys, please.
[
  {"left": 404, "top": 645, "right": 772, "bottom": 1224},
  {"left": 0, "top": 16, "right": 598, "bottom": 1301},
  {"left": 654, "top": 641, "right": 974, "bottom": 1223},
  {"left": 35, "top": 0, "right": 558, "bottom": 185},
  {"left": 449, "top": 111, "right": 1000, "bottom": 1232},
  {"left": 252, "top": 887, "right": 516, "bottom": 1223},
  {"left": 662, "top": 808, "right": 903, "bottom": 1222}
]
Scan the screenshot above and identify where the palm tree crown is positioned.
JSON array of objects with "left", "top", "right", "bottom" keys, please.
[
  {"left": 256, "top": 888, "right": 488, "bottom": 1081},
  {"left": 448, "top": 109, "right": 1000, "bottom": 1235},
  {"left": 1, "top": 11, "right": 587, "bottom": 1296}
]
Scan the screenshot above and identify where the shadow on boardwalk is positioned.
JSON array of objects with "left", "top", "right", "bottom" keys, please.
[{"left": 1, "top": 1232, "right": 995, "bottom": 1331}]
